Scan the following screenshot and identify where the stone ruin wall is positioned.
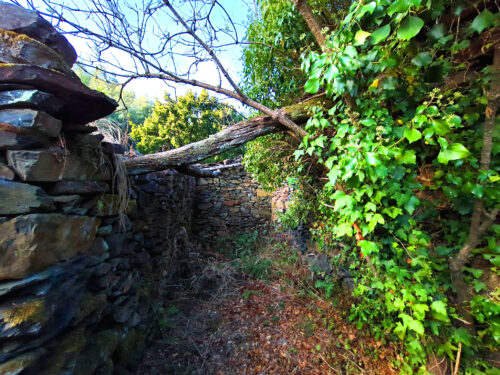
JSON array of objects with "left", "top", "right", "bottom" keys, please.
[
  {"left": 0, "top": 3, "right": 271, "bottom": 374},
  {"left": 0, "top": 3, "right": 198, "bottom": 374},
  {"left": 193, "top": 161, "right": 272, "bottom": 243}
]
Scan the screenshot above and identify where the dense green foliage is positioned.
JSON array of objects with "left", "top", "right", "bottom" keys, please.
[
  {"left": 243, "top": 0, "right": 500, "bottom": 373},
  {"left": 242, "top": 0, "right": 349, "bottom": 191},
  {"left": 130, "top": 90, "right": 242, "bottom": 156},
  {"left": 242, "top": 0, "right": 349, "bottom": 108},
  {"left": 243, "top": 133, "right": 299, "bottom": 191}
]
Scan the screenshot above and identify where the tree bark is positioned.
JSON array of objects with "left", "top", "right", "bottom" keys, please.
[
  {"left": 292, "top": 0, "right": 328, "bottom": 51},
  {"left": 449, "top": 44, "right": 500, "bottom": 330},
  {"left": 125, "top": 94, "right": 329, "bottom": 175}
]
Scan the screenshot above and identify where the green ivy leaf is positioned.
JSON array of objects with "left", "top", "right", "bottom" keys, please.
[
  {"left": 355, "top": 30, "right": 371, "bottom": 45},
  {"left": 368, "top": 213, "right": 385, "bottom": 231},
  {"left": 365, "top": 202, "right": 377, "bottom": 212},
  {"left": 371, "top": 24, "right": 391, "bottom": 45},
  {"left": 471, "top": 184, "right": 484, "bottom": 198},
  {"left": 404, "top": 128, "right": 422, "bottom": 143},
  {"left": 432, "top": 119, "right": 450, "bottom": 136},
  {"left": 387, "top": 0, "right": 411, "bottom": 17},
  {"left": 358, "top": 240, "right": 379, "bottom": 256},
  {"left": 464, "top": 267, "right": 483, "bottom": 279},
  {"left": 397, "top": 16, "right": 424, "bottom": 40},
  {"left": 472, "top": 280, "right": 486, "bottom": 293},
  {"left": 396, "top": 149, "right": 416, "bottom": 164},
  {"left": 324, "top": 65, "right": 339, "bottom": 82},
  {"left": 394, "top": 321, "right": 406, "bottom": 339},
  {"left": 451, "top": 328, "right": 473, "bottom": 346},
  {"left": 437, "top": 143, "right": 471, "bottom": 164},
  {"left": 484, "top": 254, "right": 500, "bottom": 267},
  {"left": 293, "top": 149, "right": 305, "bottom": 160},
  {"left": 336, "top": 222, "right": 353, "bottom": 237},
  {"left": 430, "top": 300, "right": 450, "bottom": 322},
  {"left": 304, "top": 77, "right": 320, "bottom": 93},
  {"left": 360, "top": 118, "right": 377, "bottom": 127},
  {"left": 366, "top": 152, "right": 381, "bottom": 166},
  {"left": 412, "top": 52, "right": 432, "bottom": 67},
  {"left": 428, "top": 24, "right": 446, "bottom": 40},
  {"left": 356, "top": 1, "right": 376, "bottom": 19},
  {"left": 404, "top": 195, "right": 420, "bottom": 214},
  {"left": 412, "top": 303, "right": 429, "bottom": 320},
  {"left": 400, "top": 313, "right": 425, "bottom": 335},
  {"left": 470, "top": 10, "right": 496, "bottom": 34}
]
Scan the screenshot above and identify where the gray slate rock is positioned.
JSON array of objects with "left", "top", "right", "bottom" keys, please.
[
  {"left": 0, "top": 161, "right": 14, "bottom": 179},
  {"left": 0, "top": 28, "right": 73, "bottom": 75},
  {"left": 0, "top": 2, "right": 77, "bottom": 65},
  {"left": 7, "top": 150, "right": 112, "bottom": 182},
  {"left": 0, "top": 213, "right": 101, "bottom": 279},
  {"left": 0, "top": 109, "right": 62, "bottom": 137},
  {"left": 0, "top": 123, "right": 51, "bottom": 149},
  {"left": 0, "top": 179, "right": 55, "bottom": 214},
  {"left": 50, "top": 180, "right": 110, "bottom": 195},
  {"left": 0, "top": 65, "right": 118, "bottom": 124},
  {"left": 0, "top": 89, "right": 65, "bottom": 115}
]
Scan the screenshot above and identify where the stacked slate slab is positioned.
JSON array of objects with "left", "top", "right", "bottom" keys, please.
[{"left": 0, "top": 3, "right": 197, "bottom": 374}]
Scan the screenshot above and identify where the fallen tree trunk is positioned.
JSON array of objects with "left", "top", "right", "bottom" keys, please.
[{"left": 125, "top": 94, "right": 329, "bottom": 175}]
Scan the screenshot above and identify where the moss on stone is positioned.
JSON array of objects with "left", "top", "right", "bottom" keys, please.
[
  {"left": 0, "top": 349, "right": 45, "bottom": 374},
  {"left": 3, "top": 298, "right": 46, "bottom": 327},
  {"left": 74, "top": 293, "right": 107, "bottom": 322},
  {"left": 41, "top": 327, "right": 87, "bottom": 375}
]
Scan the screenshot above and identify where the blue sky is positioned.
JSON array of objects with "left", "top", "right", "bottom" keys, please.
[{"left": 10, "top": 0, "right": 258, "bottom": 107}]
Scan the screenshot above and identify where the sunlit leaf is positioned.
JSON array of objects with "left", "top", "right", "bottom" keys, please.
[
  {"left": 437, "top": 143, "right": 471, "bottom": 164},
  {"left": 355, "top": 30, "right": 371, "bottom": 45},
  {"left": 404, "top": 128, "right": 422, "bottom": 143},
  {"left": 304, "top": 77, "right": 320, "bottom": 93}
]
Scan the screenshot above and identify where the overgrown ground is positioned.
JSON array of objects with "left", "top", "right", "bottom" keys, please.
[{"left": 136, "top": 231, "right": 398, "bottom": 375}]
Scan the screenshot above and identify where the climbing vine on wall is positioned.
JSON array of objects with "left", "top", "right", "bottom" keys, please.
[{"left": 294, "top": 1, "right": 499, "bottom": 373}]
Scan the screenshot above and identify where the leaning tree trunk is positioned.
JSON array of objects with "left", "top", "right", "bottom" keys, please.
[{"left": 124, "top": 94, "right": 329, "bottom": 175}]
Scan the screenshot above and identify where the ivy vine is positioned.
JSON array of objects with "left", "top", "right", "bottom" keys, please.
[{"left": 294, "top": 1, "right": 500, "bottom": 373}]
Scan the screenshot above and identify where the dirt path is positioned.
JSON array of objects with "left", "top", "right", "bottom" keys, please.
[{"left": 136, "top": 240, "right": 397, "bottom": 375}]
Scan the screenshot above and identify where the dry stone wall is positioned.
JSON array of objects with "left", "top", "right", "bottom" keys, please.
[
  {"left": 0, "top": 3, "right": 273, "bottom": 374},
  {"left": 0, "top": 4, "right": 197, "bottom": 374},
  {"left": 193, "top": 161, "right": 272, "bottom": 242}
]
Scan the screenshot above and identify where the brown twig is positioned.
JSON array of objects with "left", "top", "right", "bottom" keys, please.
[{"left": 453, "top": 343, "right": 462, "bottom": 375}]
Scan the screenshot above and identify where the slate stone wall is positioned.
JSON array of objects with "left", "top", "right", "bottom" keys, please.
[
  {"left": 0, "top": 4, "right": 273, "bottom": 374},
  {"left": 193, "top": 162, "right": 272, "bottom": 242},
  {"left": 0, "top": 4, "right": 197, "bottom": 374}
]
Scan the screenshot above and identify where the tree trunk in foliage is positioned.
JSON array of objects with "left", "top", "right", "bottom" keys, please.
[
  {"left": 291, "top": 0, "right": 328, "bottom": 52},
  {"left": 449, "top": 45, "right": 500, "bottom": 331},
  {"left": 125, "top": 94, "right": 329, "bottom": 175}
]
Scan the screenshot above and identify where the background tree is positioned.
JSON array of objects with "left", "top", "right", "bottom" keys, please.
[
  {"left": 75, "top": 67, "right": 154, "bottom": 127},
  {"left": 130, "top": 89, "right": 243, "bottom": 157},
  {"left": 241, "top": 0, "right": 348, "bottom": 192}
]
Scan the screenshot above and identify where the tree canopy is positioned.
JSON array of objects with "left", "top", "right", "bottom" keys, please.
[{"left": 130, "top": 89, "right": 242, "bottom": 155}]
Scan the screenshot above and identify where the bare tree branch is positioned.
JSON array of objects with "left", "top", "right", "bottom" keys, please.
[{"left": 11, "top": 0, "right": 307, "bottom": 137}]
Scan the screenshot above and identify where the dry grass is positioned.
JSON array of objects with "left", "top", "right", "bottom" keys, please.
[{"left": 136, "top": 233, "right": 398, "bottom": 375}]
